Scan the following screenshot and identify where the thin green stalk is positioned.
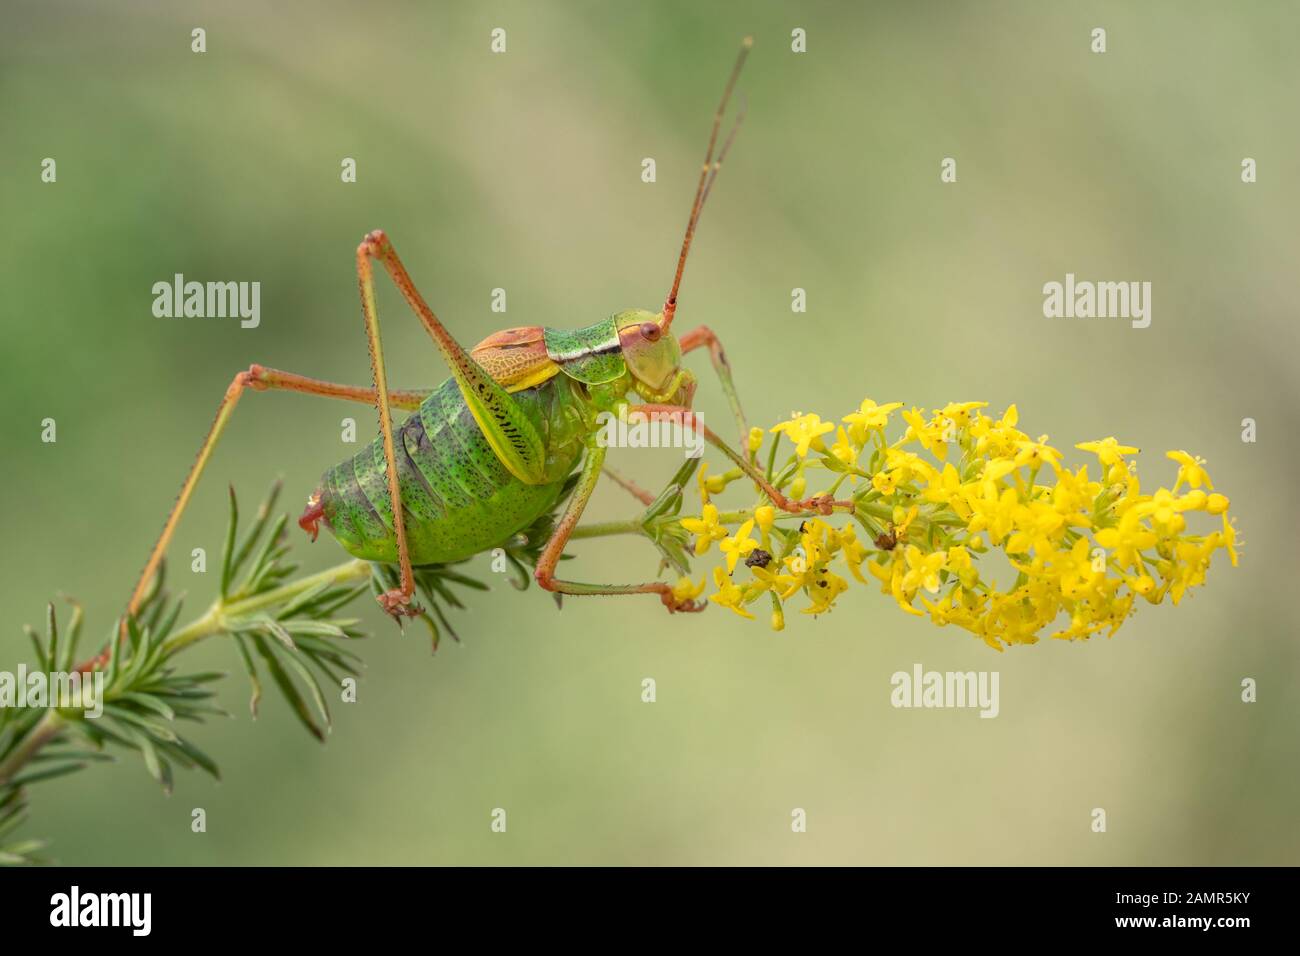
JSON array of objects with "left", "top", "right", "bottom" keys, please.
[
  {"left": 163, "top": 559, "right": 371, "bottom": 655},
  {"left": 0, "top": 712, "right": 65, "bottom": 787},
  {"left": 0, "top": 559, "right": 371, "bottom": 792}
]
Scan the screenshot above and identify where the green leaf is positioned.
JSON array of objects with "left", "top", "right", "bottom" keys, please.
[
  {"left": 45, "top": 604, "right": 58, "bottom": 676},
  {"left": 252, "top": 636, "right": 325, "bottom": 742},
  {"left": 104, "top": 705, "right": 179, "bottom": 744},
  {"left": 231, "top": 635, "right": 262, "bottom": 718},
  {"left": 0, "top": 839, "right": 48, "bottom": 864},
  {"left": 58, "top": 599, "right": 85, "bottom": 671},
  {"left": 121, "top": 726, "right": 168, "bottom": 790},
  {"left": 6, "top": 762, "right": 86, "bottom": 788},
  {"left": 231, "top": 480, "right": 282, "bottom": 578},
  {"left": 25, "top": 626, "right": 47, "bottom": 672},
  {"left": 255, "top": 615, "right": 297, "bottom": 652},
  {"left": 118, "top": 692, "right": 176, "bottom": 723},
  {"left": 274, "top": 647, "right": 331, "bottom": 731},
  {"left": 169, "top": 737, "right": 220, "bottom": 781},
  {"left": 220, "top": 485, "right": 240, "bottom": 598}
]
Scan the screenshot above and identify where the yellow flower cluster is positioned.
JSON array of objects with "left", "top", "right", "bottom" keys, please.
[{"left": 678, "top": 400, "right": 1239, "bottom": 650}]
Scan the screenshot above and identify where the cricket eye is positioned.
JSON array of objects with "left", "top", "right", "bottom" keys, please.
[{"left": 640, "top": 322, "right": 662, "bottom": 342}]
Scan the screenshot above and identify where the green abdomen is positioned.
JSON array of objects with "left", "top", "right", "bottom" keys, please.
[{"left": 317, "top": 377, "right": 583, "bottom": 565}]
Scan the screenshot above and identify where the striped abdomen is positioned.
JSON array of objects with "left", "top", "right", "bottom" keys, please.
[{"left": 315, "top": 377, "right": 583, "bottom": 565}]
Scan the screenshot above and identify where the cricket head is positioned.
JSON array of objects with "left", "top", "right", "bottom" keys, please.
[{"left": 617, "top": 308, "right": 686, "bottom": 400}]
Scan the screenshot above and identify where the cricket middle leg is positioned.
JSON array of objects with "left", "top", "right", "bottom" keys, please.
[{"left": 533, "top": 443, "right": 707, "bottom": 613}]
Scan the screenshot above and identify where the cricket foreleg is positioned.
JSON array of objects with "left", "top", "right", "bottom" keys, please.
[
  {"left": 677, "top": 324, "right": 751, "bottom": 461},
  {"left": 534, "top": 444, "right": 706, "bottom": 613},
  {"left": 630, "top": 404, "right": 855, "bottom": 516},
  {"left": 117, "top": 365, "right": 429, "bottom": 654}
]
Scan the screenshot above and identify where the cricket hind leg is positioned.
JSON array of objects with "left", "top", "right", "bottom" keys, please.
[
  {"left": 120, "top": 364, "right": 429, "bottom": 637},
  {"left": 354, "top": 230, "right": 550, "bottom": 618},
  {"left": 533, "top": 443, "right": 706, "bottom": 613}
]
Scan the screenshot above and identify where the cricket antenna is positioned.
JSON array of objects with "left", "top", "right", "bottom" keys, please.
[{"left": 661, "top": 35, "right": 752, "bottom": 331}]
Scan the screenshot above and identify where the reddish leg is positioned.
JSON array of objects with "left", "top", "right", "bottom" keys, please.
[
  {"left": 601, "top": 464, "right": 657, "bottom": 506},
  {"left": 677, "top": 324, "right": 750, "bottom": 460},
  {"left": 631, "top": 404, "right": 854, "bottom": 515},
  {"left": 533, "top": 443, "right": 706, "bottom": 613},
  {"left": 97, "top": 366, "right": 428, "bottom": 669}
]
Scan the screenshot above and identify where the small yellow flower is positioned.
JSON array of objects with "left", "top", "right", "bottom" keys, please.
[
  {"left": 1124, "top": 573, "right": 1156, "bottom": 596},
  {"left": 1167, "top": 450, "right": 1213, "bottom": 490},
  {"left": 974, "top": 458, "right": 1017, "bottom": 498},
  {"left": 892, "top": 504, "right": 920, "bottom": 539},
  {"left": 871, "top": 469, "right": 899, "bottom": 495},
  {"left": 843, "top": 399, "right": 903, "bottom": 444},
  {"left": 1054, "top": 538, "right": 1103, "bottom": 601},
  {"left": 719, "top": 519, "right": 758, "bottom": 573},
  {"left": 747, "top": 426, "right": 765, "bottom": 454},
  {"left": 1205, "top": 493, "right": 1230, "bottom": 515},
  {"left": 1094, "top": 510, "right": 1157, "bottom": 571},
  {"left": 770, "top": 413, "right": 834, "bottom": 458},
  {"left": 696, "top": 462, "right": 732, "bottom": 504},
  {"left": 966, "top": 485, "right": 1019, "bottom": 546},
  {"left": 946, "top": 545, "right": 979, "bottom": 589},
  {"left": 681, "top": 503, "right": 728, "bottom": 556},
  {"left": 1006, "top": 500, "right": 1066, "bottom": 556},
  {"left": 1076, "top": 437, "right": 1139, "bottom": 467},
  {"left": 970, "top": 405, "right": 1023, "bottom": 459},
  {"left": 902, "top": 545, "right": 947, "bottom": 595},
  {"left": 754, "top": 505, "right": 775, "bottom": 534},
  {"left": 839, "top": 523, "right": 870, "bottom": 583},
  {"left": 1013, "top": 435, "right": 1063, "bottom": 472},
  {"left": 883, "top": 448, "right": 939, "bottom": 486},
  {"left": 922, "top": 462, "right": 969, "bottom": 517},
  {"left": 830, "top": 426, "right": 859, "bottom": 468},
  {"left": 939, "top": 401, "right": 988, "bottom": 431},
  {"left": 802, "top": 568, "right": 849, "bottom": 615},
  {"left": 749, "top": 564, "right": 801, "bottom": 601},
  {"left": 671, "top": 575, "right": 706, "bottom": 604},
  {"left": 709, "top": 566, "right": 755, "bottom": 619},
  {"left": 696, "top": 462, "right": 712, "bottom": 504},
  {"left": 901, "top": 407, "right": 949, "bottom": 460},
  {"left": 1221, "top": 514, "right": 1240, "bottom": 567}
]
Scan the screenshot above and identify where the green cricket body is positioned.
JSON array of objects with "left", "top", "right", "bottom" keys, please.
[{"left": 309, "top": 310, "right": 689, "bottom": 565}]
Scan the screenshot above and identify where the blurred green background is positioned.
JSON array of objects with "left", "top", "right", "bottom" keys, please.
[{"left": 2, "top": 0, "right": 1297, "bottom": 865}]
